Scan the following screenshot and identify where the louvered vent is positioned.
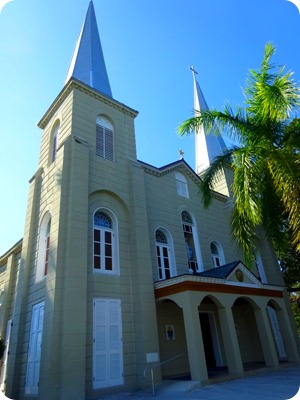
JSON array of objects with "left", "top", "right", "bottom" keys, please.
[{"left": 96, "top": 124, "right": 114, "bottom": 161}]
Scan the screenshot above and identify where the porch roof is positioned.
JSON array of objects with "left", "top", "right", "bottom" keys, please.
[{"left": 154, "top": 261, "right": 284, "bottom": 300}]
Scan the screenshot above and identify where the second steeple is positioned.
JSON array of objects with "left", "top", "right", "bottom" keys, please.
[{"left": 190, "top": 67, "right": 226, "bottom": 174}]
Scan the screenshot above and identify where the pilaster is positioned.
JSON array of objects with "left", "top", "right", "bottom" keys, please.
[{"left": 180, "top": 294, "right": 208, "bottom": 382}]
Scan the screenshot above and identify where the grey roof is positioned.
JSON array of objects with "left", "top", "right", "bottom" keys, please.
[
  {"left": 65, "top": 0, "right": 112, "bottom": 97},
  {"left": 197, "top": 260, "right": 241, "bottom": 279}
]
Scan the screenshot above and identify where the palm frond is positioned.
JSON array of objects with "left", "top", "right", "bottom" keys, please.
[
  {"left": 245, "top": 43, "right": 300, "bottom": 123},
  {"left": 267, "top": 149, "right": 300, "bottom": 252}
]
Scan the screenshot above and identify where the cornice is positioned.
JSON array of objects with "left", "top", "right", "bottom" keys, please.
[
  {"left": 0, "top": 239, "right": 23, "bottom": 267},
  {"left": 154, "top": 274, "right": 283, "bottom": 299},
  {"left": 139, "top": 160, "right": 228, "bottom": 203},
  {"left": 38, "top": 78, "right": 138, "bottom": 129}
]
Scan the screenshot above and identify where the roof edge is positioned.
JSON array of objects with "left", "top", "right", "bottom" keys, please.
[{"left": 38, "top": 78, "right": 138, "bottom": 130}]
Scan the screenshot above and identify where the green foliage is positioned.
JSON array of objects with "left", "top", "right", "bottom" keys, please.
[
  {"left": 276, "top": 227, "right": 300, "bottom": 289},
  {"left": 179, "top": 43, "right": 300, "bottom": 264}
]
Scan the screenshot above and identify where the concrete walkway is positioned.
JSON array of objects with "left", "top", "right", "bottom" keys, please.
[{"left": 103, "top": 365, "right": 300, "bottom": 399}]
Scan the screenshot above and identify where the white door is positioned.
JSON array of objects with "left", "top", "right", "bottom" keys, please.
[
  {"left": 267, "top": 306, "right": 287, "bottom": 360},
  {"left": 0, "top": 319, "right": 12, "bottom": 391},
  {"left": 93, "top": 299, "right": 123, "bottom": 389},
  {"left": 25, "top": 302, "right": 45, "bottom": 395}
]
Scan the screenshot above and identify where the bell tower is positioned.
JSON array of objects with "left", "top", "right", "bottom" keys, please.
[{"left": 7, "top": 1, "right": 159, "bottom": 399}]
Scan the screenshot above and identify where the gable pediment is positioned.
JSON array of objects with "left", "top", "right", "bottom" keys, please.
[
  {"left": 198, "top": 260, "right": 263, "bottom": 289},
  {"left": 225, "top": 261, "right": 263, "bottom": 287},
  {"left": 138, "top": 158, "right": 228, "bottom": 203}
]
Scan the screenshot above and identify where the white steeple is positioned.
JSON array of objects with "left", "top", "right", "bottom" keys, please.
[{"left": 190, "top": 67, "right": 226, "bottom": 174}]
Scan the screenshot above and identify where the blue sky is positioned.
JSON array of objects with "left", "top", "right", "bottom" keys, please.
[{"left": 0, "top": 0, "right": 300, "bottom": 255}]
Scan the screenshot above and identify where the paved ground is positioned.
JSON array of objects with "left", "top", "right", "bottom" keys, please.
[{"left": 103, "top": 364, "right": 300, "bottom": 399}]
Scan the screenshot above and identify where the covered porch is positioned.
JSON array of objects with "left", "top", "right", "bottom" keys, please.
[{"left": 154, "top": 262, "right": 299, "bottom": 384}]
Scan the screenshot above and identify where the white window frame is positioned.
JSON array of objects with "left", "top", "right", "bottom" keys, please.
[
  {"left": 255, "top": 250, "right": 267, "bottom": 283},
  {"left": 210, "top": 241, "right": 225, "bottom": 268},
  {"left": 25, "top": 301, "right": 45, "bottom": 395},
  {"left": 93, "top": 298, "right": 123, "bottom": 389},
  {"left": 96, "top": 116, "right": 114, "bottom": 161},
  {"left": 36, "top": 212, "right": 51, "bottom": 282},
  {"left": 175, "top": 172, "right": 189, "bottom": 198},
  {"left": 155, "top": 228, "right": 175, "bottom": 280},
  {"left": 93, "top": 208, "right": 119, "bottom": 275}
]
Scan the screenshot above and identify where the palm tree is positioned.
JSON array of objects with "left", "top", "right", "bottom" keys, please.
[{"left": 179, "top": 43, "right": 300, "bottom": 264}]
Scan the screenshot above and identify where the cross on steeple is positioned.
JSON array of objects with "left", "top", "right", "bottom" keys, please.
[{"left": 189, "top": 66, "right": 198, "bottom": 79}]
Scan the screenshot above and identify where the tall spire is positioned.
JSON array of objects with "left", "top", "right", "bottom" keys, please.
[
  {"left": 65, "top": 0, "right": 112, "bottom": 97},
  {"left": 190, "top": 67, "right": 226, "bottom": 174}
]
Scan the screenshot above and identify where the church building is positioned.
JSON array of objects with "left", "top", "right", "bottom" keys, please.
[{"left": 0, "top": 2, "right": 299, "bottom": 399}]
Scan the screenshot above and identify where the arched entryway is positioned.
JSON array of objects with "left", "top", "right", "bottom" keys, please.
[
  {"left": 199, "top": 296, "right": 228, "bottom": 378},
  {"left": 156, "top": 299, "right": 190, "bottom": 379},
  {"left": 232, "top": 297, "right": 265, "bottom": 370}
]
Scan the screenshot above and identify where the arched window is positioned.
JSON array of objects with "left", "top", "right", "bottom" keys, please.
[
  {"left": 155, "top": 229, "right": 175, "bottom": 280},
  {"left": 93, "top": 209, "right": 118, "bottom": 274},
  {"left": 254, "top": 250, "right": 267, "bottom": 283},
  {"left": 182, "top": 211, "right": 202, "bottom": 272},
  {"left": 175, "top": 172, "right": 189, "bottom": 198},
  {"left": 96, "top": 116, "right": 114, "bottom": 161},
  {"left": 44, "top": 219, "right": 51, "bottom": 276},
  {"left": 36, "top": 212, "right": 51, "bottom": 282},
  {"left": 51, "top": 123, "right": 60, "bottom": 163},
  {"left": 210, "top": 241, "right": 224, "bottom": 268}
]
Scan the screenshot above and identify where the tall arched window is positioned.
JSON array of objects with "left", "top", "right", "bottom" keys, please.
[
  {"left": 175, "top": 172, "right": 189, "bottom": 198},
  {"left": 93, "top": 209, "right": 118, "bottom": 274},
  {"left": 155, "top": 229, "right": 175, "bottom": 280},
  {"left": 210, "top": 241, "right": 224, "bottom": 268},
  {"left": 96, "top": 116, "right": 114, "bottom": 161},
  {"left": 254, "top": 250, "right": 267, "bottom": 283},
  {"left": 44, "top": 219, "right": 51, "bottom": 276},
  {"left": 182, "top": 211, "right": 202, "bottom": 272},
  {"left": 51, "top": 123, "right": 60, "bottom": 163},
  {"left": 36, "top": 212, "right": 51, "bottom": 282}
]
